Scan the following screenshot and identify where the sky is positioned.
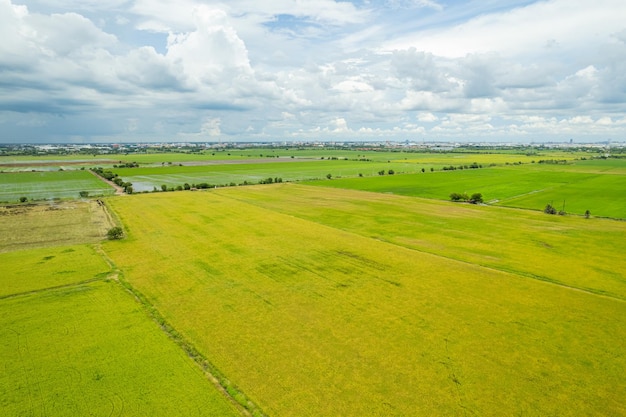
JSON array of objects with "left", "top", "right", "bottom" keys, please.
[{"left": 1, "top": 0, "right": 625, "bottom": 143}]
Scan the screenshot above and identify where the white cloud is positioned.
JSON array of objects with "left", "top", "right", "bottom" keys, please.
[
  {"left": 200, "top": 117, "right": 221, "bottom": 136},
  {"left": 332, "top": 117, "right": 350, "bottom": 133},
  {"left": 166, "top": 7, "right": 252, "bottom": 85},
  {"left": 1, "top": 0, "right": 625, "bottom": 143},
  {"left": 416, "top": 112, "right": 438, "bottom": 122},
  {"left": 385, "top": 0, "right": 443, "bottom": 11},
  {"left": 385, "top": 0, "right": 626, "bottom": 59}
]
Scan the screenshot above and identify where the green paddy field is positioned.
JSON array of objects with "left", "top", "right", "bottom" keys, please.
[{"left": 0, "top": 170, "right": 115, "bottom": 202}]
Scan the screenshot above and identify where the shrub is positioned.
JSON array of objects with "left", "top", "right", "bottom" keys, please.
[
  {"left": 544, "top": 204, "right": 557, "bottom": 215},
  {"left": 107, "top": 227, "right": 124, "bottom": 240},
  {"left": 450, "top": 192, "right": 468, "bottom": 202},
  {"left": 469, "top": 193, "right": 483, "bottom": 204}
]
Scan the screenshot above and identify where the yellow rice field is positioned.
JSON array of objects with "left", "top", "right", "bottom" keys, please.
[{"left": 102, "top": 187, "right": 626, "bottom": 416}]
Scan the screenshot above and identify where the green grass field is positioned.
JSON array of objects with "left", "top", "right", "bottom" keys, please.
[
  {"left": 221, "top": 184, "right": 626, "bottom": 300},
  {"left": 109, "top": 148, "right": 590, "bottom": 165},
  {"left": 114, "top": 159, "right": 419, "bottom": 191},
  {"left": 0, "top": 170, "right": 115, "bottom": 202},
  {"left": 0, "top": 245, "right": 110, "bottom": 297},
  {"left": 0, "top": 280, "right": 241, "bottom": 417},
  {"left": 102, "top": 188, "right": 626, "bottom": 416},
  {"left": 0, "top": 200, "right": 244, "bottom": 416},
  {"left": 109, "top": 149, "right": 592, "bottom": 192},
  {"left": 305, "top": 159, "right": 626, "bottom": 218}
]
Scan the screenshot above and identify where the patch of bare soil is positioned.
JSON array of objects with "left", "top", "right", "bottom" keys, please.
[{"left": 0, "top": 200, "right": 115, "bottom": 252}]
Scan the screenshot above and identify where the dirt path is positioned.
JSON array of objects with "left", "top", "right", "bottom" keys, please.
[{"left": 87, "top": 170, "right": 125, "bottom": 196}]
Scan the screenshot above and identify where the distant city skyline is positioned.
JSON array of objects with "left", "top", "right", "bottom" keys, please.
[{"left": 1, "top": 0, "right": 625, "bottom": 143}]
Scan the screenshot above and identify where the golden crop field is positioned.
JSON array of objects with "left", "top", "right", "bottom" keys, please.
[
  {"left": 103, "top": 187, "right": 626, "bottom": 416},
  {"left": 221, "top": 184, "right": 626, "bottom": 300}
]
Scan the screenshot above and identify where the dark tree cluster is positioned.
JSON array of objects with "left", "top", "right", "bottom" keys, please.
[
  {"left": 107, "top": 227, "right": 124, "bottom": 240},
  {"left": 92, "top": 167, "right": 133, "bottom": 193},
  {"left": 544, "top": 203, "right": 566, "bottom": 216},
  {"left": 450, "top": 192, "right": 483, "bottom": 204}
]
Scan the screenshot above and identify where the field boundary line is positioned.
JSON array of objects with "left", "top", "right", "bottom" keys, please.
[
  {"left": 217, "top": 187, "right": 626, "bottom": 304},
  {"left": 0, "top": 276, "right": 107, "bottom": 301},
  {"left": 111, "top": 272, "right": 267, "bottom": 417},
  {"left": 96, "top": 240, "right": 266, "bottom": 417},
  {"left": 367, "top": 236, "right": 626, "bottom": 303}
]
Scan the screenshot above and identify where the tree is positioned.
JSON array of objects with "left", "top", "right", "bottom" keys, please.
[
  {"left": 421, "top": 168, "right": 425, "bottom": 173},
  {"left": 544, "top": 204, "right": 557, "bottom": 215},
  {"left": 469, "top": 193, "right": 483, "bottom": 204},
  {"left": 388, "top": 169, "right": 395, "bottom": 175},
  {"left": 326, "top": 173, "right": 332, "bottom": 179},
  {"left": 450, "top": 192, "right": 468, "bottom": 202},
  {"left": 79, "top": 191, "right": 89, "bottom": 198},
  {"left": 161, "top": 184, "right": 167, "bottom": 191},
  {"left": 19, "top": 196, "right": 27, "bottom": 203},
  {"left": 107, "top": 227, "right": 124, "bottom": 240},
  {"left": 584, "top": 210, "right": 591, "bottom": 219}
]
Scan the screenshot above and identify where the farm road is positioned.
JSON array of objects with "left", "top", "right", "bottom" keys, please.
[{"left": 88, "top": 170, "right": 125, "bottom": 196}]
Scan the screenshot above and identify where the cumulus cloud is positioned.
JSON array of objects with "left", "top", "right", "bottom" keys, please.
[
  {"left": 166, "top": 7, "right": 252, "bottom": 85},
  {"left": 1, "top": 0, "right": 625, "bottom": 142}
]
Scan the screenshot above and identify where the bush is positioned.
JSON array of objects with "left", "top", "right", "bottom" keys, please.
[
  {"left": 107, "top": 227, "right": 124, "bottom": 240},
  {"left": 19, "top": 196, "right": 28, "bottom": 203},
  {"left": 544, "top": 204, "right": 557, "bottom": 215},
  {"left": 450, "top": 192, "right": 468, "bottom": 202},
  {"left": 469, "top": 193, "right": 483, "bottom": 204}
]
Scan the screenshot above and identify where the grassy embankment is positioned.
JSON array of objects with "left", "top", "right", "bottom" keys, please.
[
  {"left": 0, "top": 201, "right": 243, "bottom": 417},
  {"left": 103, "top": 187, "right": 626, "bottom": 416}
]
